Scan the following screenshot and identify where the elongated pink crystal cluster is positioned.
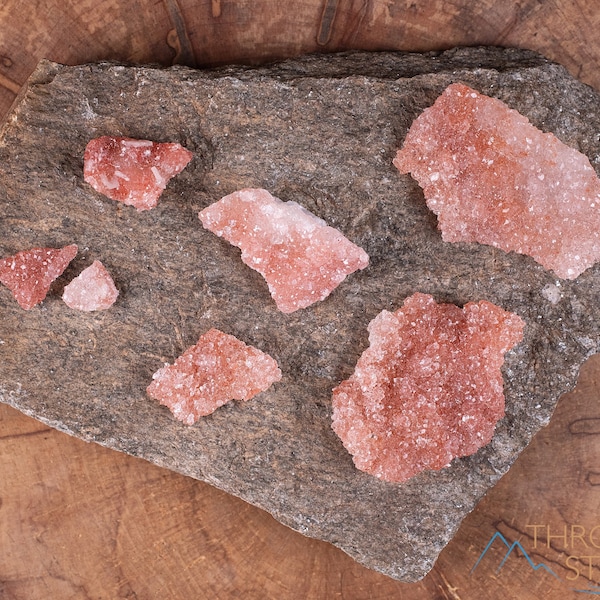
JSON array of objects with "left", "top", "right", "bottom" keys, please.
[
  {"left": 199, "top": 188, "right": 369, "bottom": 313},
  {"left": 84, "top": 136, "right": 193, "bottom": 210},
  {"left": 147, "top": 328, "right": 282, "bottom": 424},
  {"left": 0, "top": 244, "right": 78, "bottom": 309},
  {"left": 331, "top": 293, "right": 525, "bottom": 483},
  {"left": 394, "top": 82, "right": 600, "bottom": 279}
]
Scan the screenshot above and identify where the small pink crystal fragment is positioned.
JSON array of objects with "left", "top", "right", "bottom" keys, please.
[
  {"left": 394, "top": 82, "right": 600, "bottom": 279},
  {"left": 0, "top": 244, "right": 78, "bottom": 309},
  {"left": 198, "top": 188, "right": 369, "bottom": 313},
  {"left": 147, "top": 328, "right": 282, "bottom": 424},
  {"left": 62, "top": 260, "right": 119, "bottom": 311},
  {"left": 84, "top": 136, "right": 193, "bottom": 210},
  {"left": 331, "top": 292, "right": 525, "bottom": 483}
]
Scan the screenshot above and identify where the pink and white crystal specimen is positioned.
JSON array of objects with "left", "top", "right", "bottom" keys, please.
[
  {"left": 198, "top": 188, "right": 369, "bottom": 313},
  {"left": 0, "top": 244, "right": 78, "bottom": 309},
  {"left": 62, "top": 260, "right": 119, "bottom": 311},
  {"left": 147, "top": 328, "right": 282, "bottom": 424},
  {"left": 331, "top": 292, "right": 525, "bottom": 483},
  {"left": 84, "top": 136, "right": 193, "bottom": 211},
  {"left": 394, "top": 82, "right": 600, "bottom": 279}
]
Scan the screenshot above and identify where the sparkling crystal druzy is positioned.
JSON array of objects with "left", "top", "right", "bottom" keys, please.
[
  {"left": 84, "top": 136, "right": 193, "bottom": 211},
  {"left": 199, "top": 188, "right": 369, "bottom": 313},
  {"left": 331, "top": 293, "right": 525, "bottom": 483},
  {"left": 147, "top": 328, "right": 282, "bottom": 424},
  {"left": 0, "top": 245, "right": 78, "bottom": 309},
  {"left": 62, "top": 260, "right": 119, "bottom": 311},
  {"left": 394, "top": 82, "right": 600, "bottom": 279}
]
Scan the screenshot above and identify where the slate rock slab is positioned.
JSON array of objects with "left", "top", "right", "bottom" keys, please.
[{"left": 1, "top": 47, "right": 600, "bottom": 581}]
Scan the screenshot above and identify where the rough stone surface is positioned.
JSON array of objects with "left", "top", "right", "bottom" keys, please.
[
  {"left": 394, "top": 82, "right": 600, "bottom": 280},
  {"left": 62, "top": 260, "right": 118, "bottom": 311},
  {"left": 83, "top": 136, "right": 193, "bottom": 210},
  {"left": 331, "top": 292, "right": 525, "bottom": 483},
  {"left": 199, "top": 188, "right": 369, "bottom": 312},
  {"left": 1, "top": 49, "right": 600, "bottom": 581},
  {"left": 147, "top": 328, "right": 282, "bottom": 424},
  {"left": 0, "top": 244, "right": 77, "bottom": 309}
]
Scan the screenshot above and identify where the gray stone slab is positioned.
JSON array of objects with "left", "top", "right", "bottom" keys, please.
[{"left": 1, "top": 47, "right": 599, "bottom": 581}]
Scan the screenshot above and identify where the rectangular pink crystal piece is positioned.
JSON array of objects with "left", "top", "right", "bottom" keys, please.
[{"left": 198, "top": 188, "right": 369, "bottom": 313}]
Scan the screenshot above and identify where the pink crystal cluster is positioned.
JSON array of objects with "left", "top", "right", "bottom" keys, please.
[
  {"left": 0, "top": 245, "right": 78, "bottom": 309},
  {"left": 62, "top": 260, "right": 119, "bottom": 311},
  {"left": 0, "top": 246, "right": 118, "bottom": 311},
  {"left": 0, "top": 135, "right": 192, "bottom": 310},
  {"left": 84, "top": 136, "right": 193, "bottom": 211},
  {"left": 146, "top": 328, "right": 282, "bottom": 424},
  {"left": 199, "top": 188, "right": 369, "bottom": 313},
  {"left": 331, "top": 293, "right": 525, "bottom": 482},
  {"left": 394, "top": 82, "right": 600, "bottom": 279}
]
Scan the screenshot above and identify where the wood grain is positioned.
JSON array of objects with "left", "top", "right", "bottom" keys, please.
[
  {"left": 2, "top": 1, "right": 600, "bottom": 598},
  {"left": 1, "top": 0, "right": 600, "bottom": 120}
]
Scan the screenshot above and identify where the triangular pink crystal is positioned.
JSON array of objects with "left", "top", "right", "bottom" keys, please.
[
  {"left": 62, "top": 260, "right": 119, "bottom": 311},
  {"left": 0, "top": 244, "right": 78, "bottom": 309}
]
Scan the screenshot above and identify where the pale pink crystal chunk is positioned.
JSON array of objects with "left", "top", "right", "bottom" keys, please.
[
  {"left": 62, "top": 260, "right": 119, "bottom": 311},
  {"left": 331, "top": 292, "right": 525, "bottom": 483},
  {"left": 394, "top": 82, "right": 600, "bottom": 279},
  {"left": 147, "top": 328, "right": 282, "bottom": 424},
  {"left": 0, "top": 244, "right": 78, "bottom": 309},
  {"left": 84, "top": 136, "right": 193, "bottom": 211},
  {"left": 198, "top": 188, "right": 369, "bottom": 313}
]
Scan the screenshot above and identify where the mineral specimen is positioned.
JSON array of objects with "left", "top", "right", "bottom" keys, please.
[
  {"left": 198, "top": 188, "right": 369, "bottom": 313},
  {"left": 83, "top": 136, "right": 193, "bottom": 210},
  {"left": 331, "top": 292, "right": 525, "bottom": 483},
  {"left": 393, "top": 82, "right": 600, "bottom": 280},
  {"left": 147, "top": 328, "right": 282, "bottom": 424},
  {"left": 0, "top": 244, "right": 78, "bottom": 309},
  {"left": 7, "top": 50, "right": 600, "bottom": 582},
  {"left": 62, "top": 260, "right": 119, "bottom": 311}
]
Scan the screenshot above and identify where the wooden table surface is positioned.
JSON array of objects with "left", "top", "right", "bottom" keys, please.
[{"left": 2, "top": 2, "right": 600, "bottom": 598}]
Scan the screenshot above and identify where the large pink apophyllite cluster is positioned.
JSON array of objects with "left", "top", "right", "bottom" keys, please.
[
  {"left": 0, "top": 244, "right": 78, "bottom": 309},
  {"left": 146, "top": 328, "right": 282, "bottom": 424},
  {"left": 62, "top": 260, "right": 119, "bottom": 311},
  {"left": 394, "top": 82, "right": 600, "bottom": 279},
  {"left": 331, "top": 293, "right": 525, "bottom": 483},
  {"left": 198, "top": 188, "right": 369, "bottom": 313},
  {"left": 84, "top": 136, "right": 193, "bottom": 211}
]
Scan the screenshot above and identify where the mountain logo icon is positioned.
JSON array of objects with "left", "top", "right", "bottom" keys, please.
[{"left": 471, "top": 531, "right": 559, "bottom": 578}]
